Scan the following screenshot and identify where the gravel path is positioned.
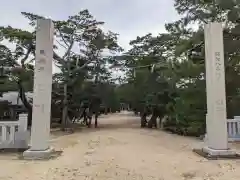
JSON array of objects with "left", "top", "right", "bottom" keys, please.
[{"left": 0, "top": 111, "right": 240, "bottom": 180}]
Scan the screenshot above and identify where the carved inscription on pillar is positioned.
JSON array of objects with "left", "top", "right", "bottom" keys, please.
[
  {"left": 214, "top": 51, "right": 225, "bottom": 113},
  {"left": 215, "top": 52, "right": 221, "bottom": 80}
]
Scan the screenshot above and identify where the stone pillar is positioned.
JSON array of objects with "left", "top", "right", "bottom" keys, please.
[
  {"left": 23, "top": 19, "right": 54, "bottom": 159},
  {"left": 203, "top": 22, "right": 236, "bottom": 156}
]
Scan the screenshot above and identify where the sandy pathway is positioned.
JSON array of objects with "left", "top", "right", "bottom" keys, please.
[{"left": 0, "top": 112, "right": 240, "bottom": 180}]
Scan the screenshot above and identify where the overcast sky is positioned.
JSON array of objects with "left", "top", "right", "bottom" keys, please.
[
  {"left": 1, "top": 0, "right": 180, "bottom": 51},
  {"left": 1, "top": 0, "right": 180, "bottom": 77}
]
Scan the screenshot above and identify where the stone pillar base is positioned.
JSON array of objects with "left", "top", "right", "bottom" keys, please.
[
  {"left": 23, "top": 147, "right": 55, "bottom": 160},
  {"left": 203, "top": 146, "right": 237, "bottom": 156},
  {"left": 193, "top": 146, "right": 240, "bottom": 160}
]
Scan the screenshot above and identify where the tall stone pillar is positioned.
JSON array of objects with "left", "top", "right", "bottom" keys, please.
[
  {"left": 202, "top": 22, "right": 236, "bottom": 156},
  {"left": 23, "top": 19, "right": 54, "bottom": 159}
]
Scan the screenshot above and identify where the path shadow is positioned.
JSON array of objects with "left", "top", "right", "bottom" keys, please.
[{"left": 73, "top": 116, "right": 141, "bottom": 134}]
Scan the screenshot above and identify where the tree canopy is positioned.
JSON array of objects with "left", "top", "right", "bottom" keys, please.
[
  {"left": 117, "top": 0, "right": 240, "bottom": 135},
  {"left": 1, "top": 1, "right": 240, "bottom": 135}
]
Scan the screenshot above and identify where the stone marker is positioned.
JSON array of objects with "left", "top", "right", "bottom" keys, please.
[
  {"left": 23, "top": 19, "right": 54, "bottom": 160},
  {"left": 194, "top": 22, "right": 237, "bottom": 158}
]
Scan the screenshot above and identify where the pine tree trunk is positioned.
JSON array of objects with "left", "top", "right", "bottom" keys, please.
[
  {"left": 61, "top": 83, "right": 68, "bottom": 130},
  {"left": 17, "top": 80, "right": 32, "bottom": 127}
]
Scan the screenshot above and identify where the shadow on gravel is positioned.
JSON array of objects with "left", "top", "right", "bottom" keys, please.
[{"left": 73, "top": 116, "right": 141, "bottom": 134}]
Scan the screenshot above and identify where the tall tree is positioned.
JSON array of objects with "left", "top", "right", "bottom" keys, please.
[{"left": 0, "top": 10, "right": 122, "bottom": 129}]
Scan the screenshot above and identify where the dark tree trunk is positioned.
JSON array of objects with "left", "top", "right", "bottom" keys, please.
[
  {"left": 148, "top": 108, "right": 158, "bottom": 128},
  {"left": 17, "top": 80, "right": 32, "bottom": 127},
  {"left": 141, "top": 113, "right": 147, "bottom": 128},
  {"left": 140, "top": 108, "right": 148, "bottom": 128}
]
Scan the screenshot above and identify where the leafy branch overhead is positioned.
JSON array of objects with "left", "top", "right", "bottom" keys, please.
[
  {"left": 118, "top": 0, "right": 240, "bottom": 135},
  {"left": 0, "top": 10, "right": 122, "bottom": 72},
  {"left": 0, "top": 10, "right": 123, "bottom": 129},
  {"left": 1, "top": 1, "right": 240, "bottom": 135}
]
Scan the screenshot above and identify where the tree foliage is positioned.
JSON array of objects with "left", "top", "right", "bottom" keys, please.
[
  {"left": 1, "top": 2, "right": 240, "bottom": 135},
  {"left": 0, "top": 10, "right": 122, "bottom": 128},
  {"left": 116, "top": 0, "right": 240, "bottom": 136}
]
